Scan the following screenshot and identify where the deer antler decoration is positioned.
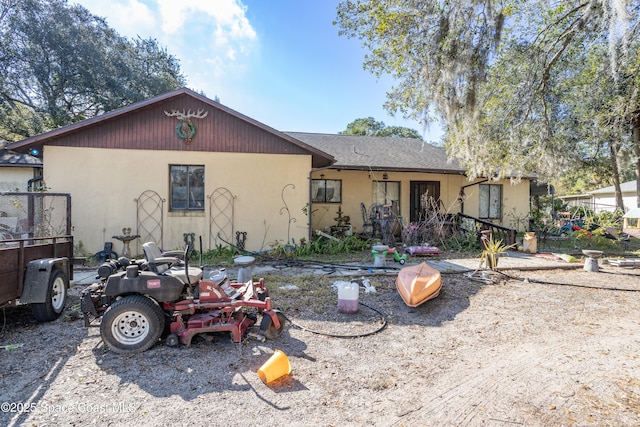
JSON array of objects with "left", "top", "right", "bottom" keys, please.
[{"left": 164, "top": 109, "right": 209, "bottom": 144}]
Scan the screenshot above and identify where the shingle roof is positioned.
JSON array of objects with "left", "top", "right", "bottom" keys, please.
[
  {"left": 0, "top": 149, "right": 42, "bottom": 167},
  {"left": 285, "top": 132, "right": 465, "bottom": 174},
  {"left": 590, "top": 180, "right": 637, "bottom": 195}
]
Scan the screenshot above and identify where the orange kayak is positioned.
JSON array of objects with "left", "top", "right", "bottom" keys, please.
[{"left": 396, "top": 262, "right": 442, "bottom": 307}]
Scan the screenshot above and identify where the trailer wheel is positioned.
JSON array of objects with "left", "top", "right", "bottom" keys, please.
[
  {"left": 260, "top": 311, "right": 286, "bottom": 340},
  {"left": 31, "top": 268, "right": 68, "bottom": 322},
  {"left": 100, "top": 295, "right": 163, "bottom": 354}
]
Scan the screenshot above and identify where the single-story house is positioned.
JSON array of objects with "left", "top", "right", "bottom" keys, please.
[
  {"left": 7, "top": 88, "right": 334, "bottom": 255},
  {"left": 559, "top": 180, "right": 638, "bottom": 213},
  {"left": 0, "top": 148, "right": 42, "bottom": 192},
  {"left": 7, "top": 88, "right": 531, "bottom": 255},
  {"left": 589, "top": 180, "right": 637, "bottom": 212},
  {"left": 0, "top": 149, "right": 43, "bottom": 239},
  {"left": 555, "top": 193, "right": 592, "bottom": 210}
]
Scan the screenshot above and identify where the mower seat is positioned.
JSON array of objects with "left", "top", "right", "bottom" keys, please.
[{"left": 142, "top": 242, "right": 202, "bottom": 285}]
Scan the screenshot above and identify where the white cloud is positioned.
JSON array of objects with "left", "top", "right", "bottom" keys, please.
[
  {"left": 73, "top": 0, "right": 258, "bottom": 95},
  {"left": 73, "top": 0, "right": 157, "bottom": 39},
  {"left": 159, "top": 0, "right": 254, "bottom": 36},
  {"left": 156, "top": 0, "right": 256, "bottom": 48}
]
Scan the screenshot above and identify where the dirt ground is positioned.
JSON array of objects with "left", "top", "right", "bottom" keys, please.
[{"left": 1, "top": 262, "right": 639, "bottom": 427}]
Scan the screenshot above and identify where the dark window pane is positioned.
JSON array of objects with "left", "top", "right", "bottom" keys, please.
[
  {"left": 170, "top": 165, "right": 204, "bottom": 211},
  {"left": 312, "top": 179, "right": 342, "bottom": 203},
  {"left": 188, "top": 166, "right": 205, "bottom": 209}
]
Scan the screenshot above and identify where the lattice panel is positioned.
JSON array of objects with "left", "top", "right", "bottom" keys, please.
[
  {"left": 135, "top": 190, "right": 164, "bottom": 251},
  {"left": 208, "top": 187, "right": 235, "bottom": 249}
]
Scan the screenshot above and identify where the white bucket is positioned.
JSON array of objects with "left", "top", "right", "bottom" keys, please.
[
  {"left": 336, "top": 281, "right": 359, "bottom": 313},
  {"left": 234, "top": 255, "right": 255, "bottom": 283}
]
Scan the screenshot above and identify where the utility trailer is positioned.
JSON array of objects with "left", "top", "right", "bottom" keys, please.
[{"left": 0, "top": 192, "right": 73, "bottom": 321}]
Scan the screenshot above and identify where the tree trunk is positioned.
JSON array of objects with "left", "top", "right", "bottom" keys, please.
[
  {"left": 609, "top": 141, "right": 624, "bottom": 211},
  {"left": 635, "top": 122, "right": 640, "bottom": 209}
]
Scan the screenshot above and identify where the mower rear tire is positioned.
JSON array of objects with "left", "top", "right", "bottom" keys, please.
[
  {"left": 149, "top": 299, "right": 167, "bottom": 328},
  {"left": 100, "top": 295, "right": 163, "bottom": 354},
  {"left": 260, "top": 311, "right": 286, "bottom": 340}
]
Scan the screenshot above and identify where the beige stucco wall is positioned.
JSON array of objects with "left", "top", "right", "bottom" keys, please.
[
  {"left": 0, "top": 167, "right": 39, "bottom": 191},
  {"left": 310, "top": 170, "right": 531, "bottom": 234},
  {"left": 461, "top": 179, "right": 531, "bottom": 231},
  {"left": 43, "top": 146, "right": 311, "bottom": 255}
]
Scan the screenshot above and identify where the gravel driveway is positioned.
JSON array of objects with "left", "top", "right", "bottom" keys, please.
[{"left": 1, "top": 261, "right": 639, "bottom": 426}]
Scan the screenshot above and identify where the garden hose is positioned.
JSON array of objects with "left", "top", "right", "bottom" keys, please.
[
  {"left": 497, "top": 270, "right": 640, "bottom": 292},
  {"left": 278, "top": 301, "right": 388, "bottom": 339}
]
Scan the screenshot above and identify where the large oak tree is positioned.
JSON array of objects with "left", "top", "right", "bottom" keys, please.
[
  {"left": 336, "top": 1, "right": 639, "bottom": 207},
  {"left": 340, "top": 116, "right": 423, "bottom": 139},
  {"left": 0, "top": 0, "right": 186, "bottom": 143}
]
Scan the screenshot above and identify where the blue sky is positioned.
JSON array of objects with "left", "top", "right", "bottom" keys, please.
[{"left": 72, "top": 0, "right": 443, "bottom": 142}]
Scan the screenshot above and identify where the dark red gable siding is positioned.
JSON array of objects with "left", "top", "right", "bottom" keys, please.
[{"left": 43, "top": 93, "right": 312, "bottom": 156}]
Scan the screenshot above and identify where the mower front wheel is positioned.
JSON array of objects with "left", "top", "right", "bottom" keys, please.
[
  {"left": 100, "top": 295, "right": 164, "bottom": 354},
  {"left": 165, "top": 333, "right": 180, "bottom": 347},
  {"left": 260, "top": 311, "right": 286, "bottom": 340}
]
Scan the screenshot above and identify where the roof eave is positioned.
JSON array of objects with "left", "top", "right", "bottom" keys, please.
[
  {"left": 7, "top": 88, "right": 336, "bottom": 167},
  {"left": 322, "top": 165, "right": 467, "bottom": 175},
  {"left": 0, "top": 163, "right": 42, "bottom": 168}
]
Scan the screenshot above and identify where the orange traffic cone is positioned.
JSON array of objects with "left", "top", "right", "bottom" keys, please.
[{"left": 257, "top": 350, "right": 291, "bottom": 383}]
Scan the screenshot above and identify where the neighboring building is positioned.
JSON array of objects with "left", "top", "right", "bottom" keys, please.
[
  {"left": 556, "top": 193, "right": 592, "bottom": 210},
  {"left": 559, "top": 180, "right": 637, "bottom": 213},
  {"left": 7, "top": 88, "right": 531, "bottom": 255},
  {"left": 589, "top": 181, "right": 637, "bottom": 212},
  {"left": 0, "top": 148, "right": 42, "bottom": 191}
]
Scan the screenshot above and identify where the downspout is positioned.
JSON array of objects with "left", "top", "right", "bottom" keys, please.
[
  {"left": 459, "top": 179, "right": 488, "bottom": 214},
  {"left": 28, "top": 175, "right": 43, "bottom": 192}
]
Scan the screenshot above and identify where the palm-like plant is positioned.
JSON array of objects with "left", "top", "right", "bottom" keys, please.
[{"left": 480, "top": 235, "right": 516, "bottom": 270}]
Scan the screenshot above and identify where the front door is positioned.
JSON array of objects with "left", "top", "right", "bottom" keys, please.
[{"left": 410, "top": 181, "right": 440, "bottom": 222}]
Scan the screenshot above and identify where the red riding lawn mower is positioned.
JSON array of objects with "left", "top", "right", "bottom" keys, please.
[{"left": 80, "top": 241, "right": 285, "bottom": 354}]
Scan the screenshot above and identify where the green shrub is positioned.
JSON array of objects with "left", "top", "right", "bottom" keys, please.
[
  {"left": 574, "top": 228, "right": 617, "bottom": 251},
  {"left": 290, "top": 235, "right": 371, "bottom": 257},
  {"left": 444, "top": 231, "right": 480, "bottom": 253}
]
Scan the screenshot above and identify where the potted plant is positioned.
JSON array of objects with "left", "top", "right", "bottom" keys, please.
[{"left": 480, "top": 234, "right": 516, "bottom": 270}]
